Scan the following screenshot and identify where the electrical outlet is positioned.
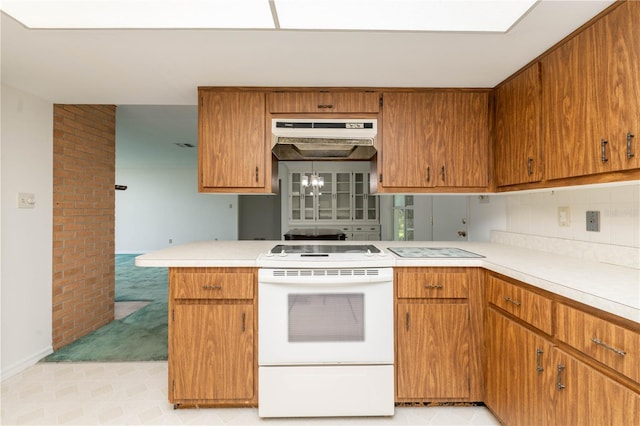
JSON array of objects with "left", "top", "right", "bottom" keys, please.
[
  {"left": 586, "top": 210, "right": 600, "bottom": 232},
  {"left": 558, "top": 206, "right": 570, "bottom": 227}
]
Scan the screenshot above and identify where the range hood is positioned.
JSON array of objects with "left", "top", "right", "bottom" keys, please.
[{"left": 271, "top": 118, "right": 377, "bottom": 160}]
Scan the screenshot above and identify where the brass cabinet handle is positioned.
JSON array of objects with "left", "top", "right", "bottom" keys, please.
[
  {"left": 317, "top": 104, "right": 334, "bottom": 109},
  {"left": 591, "top": 337, "right": 627, "bottom": 356},
  {"left": 536, "top": 348, "right": 544, "bottom": 373},
  {"left": 202, "top": 285, "right": 222, "bottom": 290},
  {"left": 504, "top": 296, "right": 521, "bottom": 306},
  {"left": 241, "top": 312, "right": 246, "bottom": 332},
  {"left": 255, "top": 166, "right": 259, "bottom": 182},
  {"left": 557, "top": 364, "right": 566, "bottom": 390},
  {"left": 424, "top": 284, "right": 443, "bottom": 289},
  {"left": 426, "top": 166, "right": 430, "bottom": 182},
  {"left": 527, "top": 157, "right": 533, "bottom": 176},
  {"left": 627, "top": 132, "right": 635, "bottom": 159},
  {"left": 601, "top": 139, "right": 609, "bottom": 163},
  {"left": 441, "top": 165, "right": 446, "bottom": 181},
  {"left": 405, "top": 312, "right": 410, "bottom": 332}
]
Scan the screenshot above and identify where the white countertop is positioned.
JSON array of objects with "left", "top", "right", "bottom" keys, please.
[{"left": 136, "top": 240, "right": 640, "bottom": 324}]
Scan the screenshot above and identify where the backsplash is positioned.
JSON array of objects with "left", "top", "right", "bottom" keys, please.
[{"left": 492, "top": 182, "right": 640, "bottom": 269}]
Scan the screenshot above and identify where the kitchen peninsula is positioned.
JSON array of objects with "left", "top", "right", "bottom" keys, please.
[{"left": 136, "top": 238, "right": 639, "bottom": 424}]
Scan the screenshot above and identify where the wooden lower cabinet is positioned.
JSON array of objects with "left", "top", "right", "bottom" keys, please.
[
  {"left": 554, "top": 347, "right": 640, "bottom": 426},
  {"left": 397, "top": 303, "right": 470, "bottom": 399},
  {"left": 485, "top": 274, "right": 640, "bottom": 426},
  {"left": 485, "top": 307, "right": 554, "bottom": 425},
  {"left": 395, "top": 268, "right": 484, "bottom": 402},
  {"left": 169, "top": 268, "right": 257, "bottom": 407}
]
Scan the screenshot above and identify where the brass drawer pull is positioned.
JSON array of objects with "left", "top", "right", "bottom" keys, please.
[
  {"left": 317, "top": 104, "right": 334, "bottom": 109},
  {"left": 536, "top": 348, "right": 544, "bottom": 373},
  {"left": 424, "top": 284, "right": 443, "bottom": 289},
  {"left": 591, "top": 337, "right": 627, "bottom": 356},
  {"left": 504, "top": 296, "right": 521, "bottom": 306},
  {"left": 202, "top": 285, "right": 222, "bottom": 290},
  {"left": 557, "top": 364, "right": 566, "bottom": 390}
]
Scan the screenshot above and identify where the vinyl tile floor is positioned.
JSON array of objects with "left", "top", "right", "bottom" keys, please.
[{"left": 1, "top": 362, "right": 501, "bottom": 425}]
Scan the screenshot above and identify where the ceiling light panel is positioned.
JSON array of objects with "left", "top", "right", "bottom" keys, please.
[
  {"left": 1, "top": 0, "right": 276, "bottom": 29},
  {"left": 274, "top": 0, "right": 538, "bottom": 32}
]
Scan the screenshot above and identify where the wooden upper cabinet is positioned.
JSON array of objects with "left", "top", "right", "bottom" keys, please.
[
  {"left": 268, "top": 91, "right": 380, "bottom": 113},
  {"left": 494, "top": 63, "right": 543, "bottom": 187},
  {"left": 542, "top": 1, "right": 640, "bottom": 180},
  {"left": 198, "top": 89, "right": 270, "bottom": 193},
  {"left": 380, "top": 91, "right": 489, "bottom": 191}
]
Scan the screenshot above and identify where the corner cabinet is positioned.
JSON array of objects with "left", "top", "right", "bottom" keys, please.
[
  {"left": 379, "top": 91, "right": 490, "bottom": 192},
  {"left": 394, "top": 268, "right": 484, "bottom": 402},
  {"left": 542, "top": 1, "right": 640, "bottom": 181},
  {"left": 169, "top": 268, "right": 257, "bottom": 408},
  {"left": 198, "top": 89, "right": 273, "bottom": 193},
  {"left": 494, "top": 62, "right": 543, "bottom": 187},
  {"left": 485, "top": 273, "right": 640, "bottom": 425}
]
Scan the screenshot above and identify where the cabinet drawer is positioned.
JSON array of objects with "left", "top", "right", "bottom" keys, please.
[
  {"left": 172, "top": 272, "right": 254, "bottom": 300},
  {"left": 487, "top": 275, "right": 552, "bottom": 334},
  {"left": 268, "top": 91, "right": 380, "bottom": 113},
  {"left": 556, "top": 303, "right": 640, "bottom": 384},
  {"left": 396, "top": 268, "right": 469, "bottom": 299}
]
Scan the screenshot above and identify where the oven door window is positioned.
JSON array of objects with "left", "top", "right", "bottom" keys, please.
[{"left": 288, "top": 293, "right": 364, "bottom": 342}]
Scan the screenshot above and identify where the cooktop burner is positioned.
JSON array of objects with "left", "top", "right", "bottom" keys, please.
[{"left": 270, "top": 244, "right": 381, "bottom": 254}]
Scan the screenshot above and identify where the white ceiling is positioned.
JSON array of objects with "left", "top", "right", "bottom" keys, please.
[{"left": 0, "top": 1, "right": 615, "bottom": 164}]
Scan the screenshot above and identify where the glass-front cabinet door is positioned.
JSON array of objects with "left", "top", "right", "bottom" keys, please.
[
  {"left": 336, "top": 172, "right": 352, "bottom": 220},
  {"left": 354, "top": 172, "right": 378, "bottom": 222},
  {"left": 316, "top": 172, "right": 333, "bottom": 221}
]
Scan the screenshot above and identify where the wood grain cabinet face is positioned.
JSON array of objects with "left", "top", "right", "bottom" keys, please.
[
  {"left": 487, "top": 274, "right": 553, "bottom": 335},
  {"left": 268, "top": 91, "right": 380, "bottom": 113},
  {"left": 494, "top": 63, "right": 543, "bottom": 187},
  {"left": 542, "top": 1, "right": 640, "bottom": 180},
  {"left": 380, "top": 91, "right": 489, "bottom": 191},
  {"left": 485, "top": 308, "right": 555, "bottom": 426},
  {"left": 395, "top": 268, "right": 483, "bottom": 402},
  {"left": 198, "top": 90, "right": 269, "bottom": 193},
  {"left": 169, "top": 268, "right": 257, "bottom": 406},
  {"left": 556, "top": 303, "right": 640, "bottom": 384}
]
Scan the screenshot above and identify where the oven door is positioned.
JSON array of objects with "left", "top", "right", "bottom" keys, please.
[{"left": 258, "top": 268, "right": 393, "bottom": 365}]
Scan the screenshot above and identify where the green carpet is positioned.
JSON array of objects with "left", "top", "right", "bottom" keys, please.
[{"left": 43, "top": 254, "right": 168, "bottom": 362}]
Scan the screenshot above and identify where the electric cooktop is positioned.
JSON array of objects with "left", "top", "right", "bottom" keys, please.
[{"left": 387, "top": 247, "right": 484, "bottom": 258}]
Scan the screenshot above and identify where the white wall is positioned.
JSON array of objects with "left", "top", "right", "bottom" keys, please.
[
  {"left": 1, "top": 85, "right": 53, "bottom": 380},
  {"left": 115, "top": 167, "right": 238, "bottom": 253},
  {"left": 504, "top": 183, "right": 640, "bottom": 248}
]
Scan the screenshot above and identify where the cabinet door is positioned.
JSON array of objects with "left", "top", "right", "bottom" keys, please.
[
  {"left": 494, "top": 63, "right": 543, "bottom": 186},
  {"left": 199, "top": 90, "right": 267, "bottom": 190},
  {"left": 268, "top": 91, "right": 379, "bottom": 113},
  {"left": 335, "top": 172, "right": 352, "bottom": 220},
  {"left": 435, "top": 91, "right": 489, "bottom": 188},
  {"left": 381, "top": 93, "right": 435, "bottom": 188},
  {"left": 594, "top": 1, "right": 640, "bottom": 171},
  {"left": 554, "top": 347, "right": 640, "bottom": 426},
  {"left": 171, "top": 304, "right": 254, "bottom": 401},
  {"left": 396, "top": 303, "right": 470, "bottom": 399},
  {"left": 485, "top": 308, "right": 555, "bottom": 426}
]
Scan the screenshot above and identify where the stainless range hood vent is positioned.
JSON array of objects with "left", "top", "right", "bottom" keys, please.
[{"left": 271, "top": 118, "right": 377, "bottom": 161}]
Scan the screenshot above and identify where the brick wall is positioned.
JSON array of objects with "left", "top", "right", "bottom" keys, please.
[{"left": 52, "top": 105, "right": 116, "bottom": 349}]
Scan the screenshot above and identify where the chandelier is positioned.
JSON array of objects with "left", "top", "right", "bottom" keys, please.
[{"left": 301, "top": 173, "right": 324, "bottom": 195}]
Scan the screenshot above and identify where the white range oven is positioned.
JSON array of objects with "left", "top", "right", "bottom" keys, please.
[{"left": 257, "top": 244, "right": 394, "bottom": 418}]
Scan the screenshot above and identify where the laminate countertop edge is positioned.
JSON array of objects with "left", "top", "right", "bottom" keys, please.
[{"left": 135, "top": 240, "right": 640, "bottom": 324}]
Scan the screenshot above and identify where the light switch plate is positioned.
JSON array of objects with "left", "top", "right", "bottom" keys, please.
[
  {"left": 558, "top": 206, "right": 570, "bottom": 227},
  {"left": 18, "top": 192, "right": 36, "bottom": 209},
  {"left": 586, "top": 210, "right": 600, "bottom": 232}
]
